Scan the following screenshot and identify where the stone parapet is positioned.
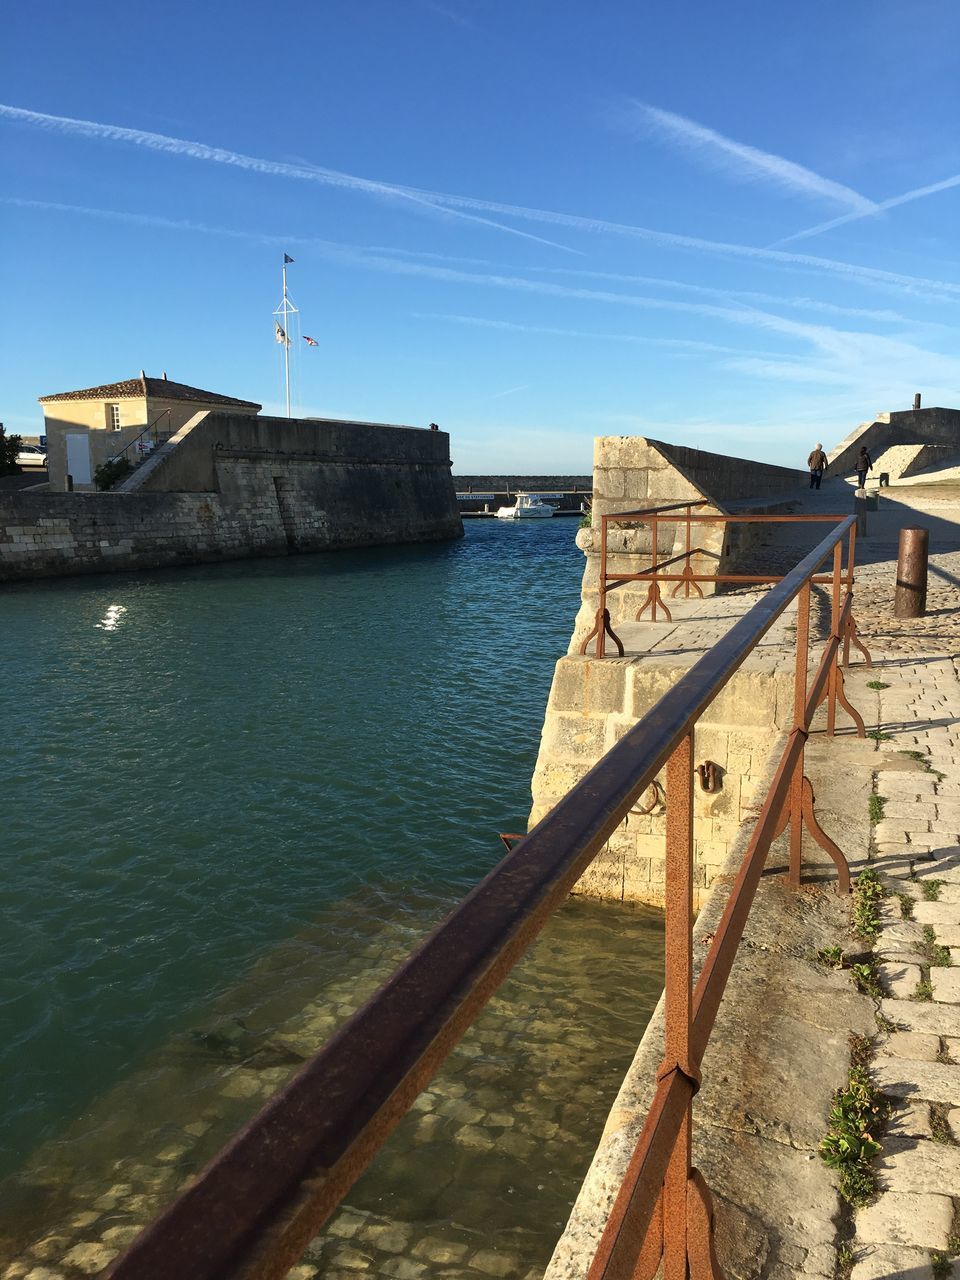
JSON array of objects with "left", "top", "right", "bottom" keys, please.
[
  {"left": 530, "top": 651, "right": 795, "bottom": 908},
  {"left": 0, "top": 415, "right": 462, "bottom": 582}
]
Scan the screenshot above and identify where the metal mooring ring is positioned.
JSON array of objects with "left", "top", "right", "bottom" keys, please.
[{"left": 697, "top": 760, "right": 721, "bottom": 793}]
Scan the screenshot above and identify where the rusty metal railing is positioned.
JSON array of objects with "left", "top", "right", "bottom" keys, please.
[
  {"left": 105, "top": 514, "right": 868, "bottom": 1280},
  {"left": 580, "top": 506, "right": 872, "bottom": 674}
]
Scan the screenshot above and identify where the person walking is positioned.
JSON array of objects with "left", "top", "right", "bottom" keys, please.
[
  {"left": 855, "top": 445, "right": 873, "bottom": 489},
  {"left": 807, "top": 442, "right": 827, "bottom": 489}
]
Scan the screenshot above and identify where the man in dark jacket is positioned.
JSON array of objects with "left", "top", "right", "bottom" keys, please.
[
  {"left": 807, "top": 443, "right": 828, "bottom": 489},
  {"left": 856, "top": 446, "right": 872, "bottom": 488}
]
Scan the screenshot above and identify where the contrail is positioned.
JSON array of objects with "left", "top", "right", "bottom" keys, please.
[
  {"left": 5, "top": 102, "right": 960, "bottom": 300},
  {"left": 617, "top": 101, "right": 878, "bottom": 213},
  {"left": 776, "top": 172, "right": 960, "bottom": 245},
  {"left": 0, "top": 103, "right": 576, "bottom": 254}
]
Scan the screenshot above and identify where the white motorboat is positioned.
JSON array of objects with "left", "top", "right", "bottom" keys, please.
[{"left": 494, "top": 491, "right": 558, "bottom": 519}]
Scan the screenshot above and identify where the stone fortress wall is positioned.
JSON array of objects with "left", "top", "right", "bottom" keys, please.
[
  {"left": 530, "top": 435, "right": 807, "bottom": 908},
  {"left": 828, "top": 404, "right": 960, "bottom": 480},
  {"left": 0, "top": 413, "right": 462, "bottom": 582}
]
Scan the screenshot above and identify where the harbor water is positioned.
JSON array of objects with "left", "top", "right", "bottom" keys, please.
[{"left": 0, "top": 519, "right": 664, "bottom": 1276}]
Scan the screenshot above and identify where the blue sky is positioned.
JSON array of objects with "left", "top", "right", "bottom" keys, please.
[{"left": 2, "top": 0, "right": 960, "bottom": 472}]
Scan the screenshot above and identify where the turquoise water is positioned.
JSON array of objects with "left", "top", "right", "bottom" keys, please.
[{"left": 0, "top": 520, "right": 665, "bottom": 1274}]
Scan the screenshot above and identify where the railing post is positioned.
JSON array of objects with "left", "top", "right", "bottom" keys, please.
[
  {"left": 651, "top": 515, "right": 660, "bottom": 622},
  {"left": 661, "top": 731, "right": 697, "bottom": 1279},
  {"left": 684, "top": 505, "right": 693, "bottom": 598},
  {"left": 598, "top": 514, "right": 609, "bottom": 659},
  {"left": 826, "top": 542, "right": 842, "bottom": 737},
  {"left": 789, "top": 583, "right": 811, "bottom": 890},
  {"left": 842, "top": 524, "right": 856, "bottom": 667}
]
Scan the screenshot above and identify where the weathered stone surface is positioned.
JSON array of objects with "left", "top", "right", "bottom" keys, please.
[
  {"left": 886, "top": 1100, "right": 932, "bottom": 1141},
  {"left": 59, "top": 1243, "right": 119, "bottom": 1275},
  {"left": 872, "top": 1059, "right": 960, "bottom": 1105},
  {"left": 850, "top": 1243, "right": 937, "bottom": 1280},
  {"left": 879, "top": 961, "right": 923, "bottom": 998},
  {"left": 931, "top": 968, "right": 960, "bottom": 1003},
  {"left": 855, "top": 1191, "right": 953, "bottom": 1249},
  {"left": 880, "top": 998, "right": 960, "bottom": 1036},
  {"left": 876, "top": 1137, "right": 960, "bottom": 1194},
  {"left": 914, "top": 902, "right": 960, "bottom": 926},
  {"left": 0, "top": 414, "right": 462, "bottom": 584},
  {"left": 877, "top": 1032, "right": 941, "bottom": 1061}
]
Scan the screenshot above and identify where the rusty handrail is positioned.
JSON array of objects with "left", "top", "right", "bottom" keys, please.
[
  {"left": 582, "top": 508, "right": 862, "bottom": 655},
  {"left": 105, "top": 515, "right": 863, "bottom": 1280}
]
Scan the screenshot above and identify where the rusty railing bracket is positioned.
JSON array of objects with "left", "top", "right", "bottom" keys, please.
[
  {"left": 816, "top": 665, "right": 867, "bottom": 738},
  {"left": 636, "top": 580, "right": 673, "bottom": 624},
  {"left": 843, "top": 612, "right": 873, "bottom": 668},
  {"left": 579, "top": 606, "right": 625, "bottom": 658}
]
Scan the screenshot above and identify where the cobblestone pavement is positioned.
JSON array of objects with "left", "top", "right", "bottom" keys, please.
[{"left": 837, "top": 491, "right": 960, "bottom": 1280}]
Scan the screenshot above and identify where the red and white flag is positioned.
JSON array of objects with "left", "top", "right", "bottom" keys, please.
[{"left": 303, "top": 335, "right": 318, "bottom": 347}]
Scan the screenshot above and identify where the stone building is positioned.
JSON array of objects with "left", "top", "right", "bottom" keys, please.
[{"left": 39, "top": 372, "right": 261, "bottom": 491}]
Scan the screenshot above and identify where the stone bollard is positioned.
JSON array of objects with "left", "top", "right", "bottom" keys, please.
[
  {"left": 894, "top": 526, "right": 929, "bottom": 618},
  {"left": 854, "top": 487, "right": 868, "bottom": 537}
]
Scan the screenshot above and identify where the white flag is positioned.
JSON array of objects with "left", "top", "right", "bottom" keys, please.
[{"left": 275, "top": 322, "right": 289, "bottom": 347}]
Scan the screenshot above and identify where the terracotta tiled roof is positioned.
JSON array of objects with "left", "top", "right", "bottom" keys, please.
[{"left": 39, "top": 374, "right": 260, "bottom": 409}]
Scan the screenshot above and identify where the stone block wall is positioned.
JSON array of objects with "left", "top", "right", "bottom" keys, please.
[
  {"left": 529, "top": 656, "right": 793, "bottom": 907},
  {"left": 570, "top": 436, "right": 812, "bottom": 650},
  {"left": 828, "top": 406, "right": 960, "bottom": 478},
  {"left": 0, "top": 414, "right": 462, "bottom": 582},
  {"left": 0, "top": 491, "right": 287, "bottom": 580}
]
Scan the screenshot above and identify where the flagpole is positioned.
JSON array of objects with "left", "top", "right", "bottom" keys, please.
[{"left": 282, "top": 257, "right": 291, "bottom": 418}]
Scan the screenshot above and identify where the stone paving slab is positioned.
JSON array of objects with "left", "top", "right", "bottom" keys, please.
[
  {"left": 877, "top": 1032, "right": 941, "bottom": 1062},
  {"left": 872, "top": 1060, "right": 960, "bottom": 1105},
  {"left": 850, "top": 1244, "right": 939, "bottom": 1280},
  {"left": 879, "top": 961, "right": 923, "bottom": 998},
  {"left": 881, "top": 999, "right": 960, "bottom": 1037},
  {"left": 877, "top": 1139, "right": 960, "bottom": 1194},
  {"left": 855, "top": 1191, "right": 954, "bottom": 1250},
  {"left": 932, "top": 969, "right": 960, "bottom": 1003}
]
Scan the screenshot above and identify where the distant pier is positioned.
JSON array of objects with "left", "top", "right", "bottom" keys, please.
[{"left": 455, "top": 474, "right": 592, "bottom": 517}]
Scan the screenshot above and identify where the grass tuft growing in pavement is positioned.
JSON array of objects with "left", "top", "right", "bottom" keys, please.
[
  {"left": 922, "top": 879, "right": 944, "bottom": 901},
  {"left": 866, "top": 681, "right": 890, "bottom": 691},
  {"left": 819, "top": 1035, "right": 885, "bottom": 1208},
  {"left": 853, "top": 868, "right": 886, "bottom": 940},
  {"left": 914, "top": 979, "right": 934, "bottom": 1001},
  {"left": 851, "top": 962, "right": 884, "bottom": 999},
  {"left": 868, "top": 794, "right": 887, "bottom": 823},
  {"left": 835, "top": 1243, "right": 856, "bottom": 1280},
  {"left": 867, "top": 729, "right": 892, "bottom": 742}
]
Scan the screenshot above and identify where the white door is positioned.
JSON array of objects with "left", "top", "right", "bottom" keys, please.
[{"left": 65, "top": 433, "right": 93, "bottom": 486}]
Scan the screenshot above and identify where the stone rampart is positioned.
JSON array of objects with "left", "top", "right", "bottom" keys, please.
[
  {"left": 572, "top": 437, "right": 805, "bottom": 647},
  {"left": 531, "top": 655, "right": 794, "bottom": 906},
  {"left": 0, "top": 413, "right": 462, "bottom": 582},
  {"left": 528, "top": 434, "right": 814, "bottom": 907},
  {"left": 828, "top": 406, "right": 960, "bottom": 478}
]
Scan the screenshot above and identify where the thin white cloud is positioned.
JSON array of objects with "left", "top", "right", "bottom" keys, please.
[
  {"left": 530, "top": 264, "right": 910, "bottom": 323},
  {"left": 491, "top": 384, "right": 529, "bottom": 399},
  {"left": 414, "top": 312, "right": 784, "bottom": 359},
  {"left": 6, "top": 101, "right": 960, "bottom": 301},
  {"left": 16, "top": 189, "right": 957, "bottom": 396},
  {"left": 616, "top": 101, "right": 878, "bottom": 213},
  {"left": 0, "top": 103, "right": 575, "bottom": 254},
  {"left": 776, "top": 172, "right": 960, "bottom": 245},
  {"left": 0, "top": 196, "right": 497, "bottom": 267}
]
